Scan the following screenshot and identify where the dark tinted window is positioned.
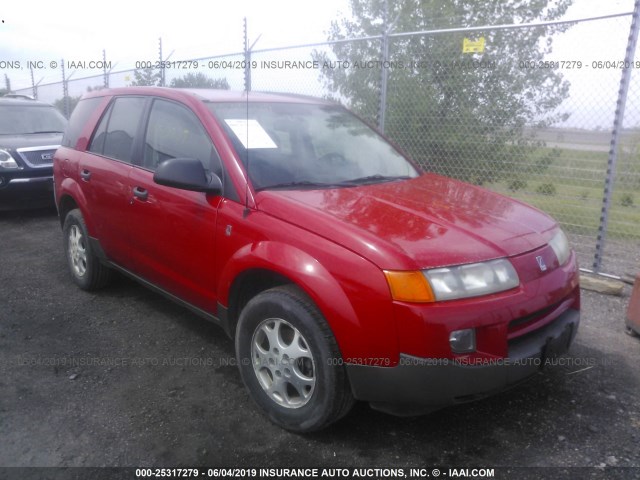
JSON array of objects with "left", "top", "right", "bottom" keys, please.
[
  {"left": 88, "top": 105, "right": 109, "bottom": 155},
  {"left": 88, "top": 97, "right": 146, "bottom": 163},
  {"left": 143, "top": 99, "right": 221, "bottom": 175},
  {"left": 62, "top": 97, "right": 102, "bottom": 148}
]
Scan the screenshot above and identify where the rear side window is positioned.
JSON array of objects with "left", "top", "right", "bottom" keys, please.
[
  {"left": 88, "top": 97, "right": 146, "bottom": 163},
  {"left": 62, "top": 97, "right": 102, "bottom": 148},
  {"left": 143, "top": 99, "right": 221, "bottom": 176}
]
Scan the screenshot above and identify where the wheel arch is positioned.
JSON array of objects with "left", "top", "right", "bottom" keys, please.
[
  {"left": 218, "top": 240, "right": 396, "bottom": 362},
  {"left": 58, "top": 194, "right": 79, "bottom": 228},
  {"left": 226, "top": 267, "right": 292, "bottom": 338},
  {"left": 56, "top": 178, "right": 95, "bottom": 235}
]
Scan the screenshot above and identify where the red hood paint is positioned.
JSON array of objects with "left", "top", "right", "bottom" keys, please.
[{"left": 255, "top": 174, "right": 558, "bottom": 270}]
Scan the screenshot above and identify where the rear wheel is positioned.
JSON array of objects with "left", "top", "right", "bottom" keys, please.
[
  {"left": 235, "top": 285, "right": 354, "bottom": 432},
  {"left": 62, "top": 209, "right": 111, "bottom": 290}
]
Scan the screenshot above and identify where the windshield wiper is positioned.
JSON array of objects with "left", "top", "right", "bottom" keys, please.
[
  {"left": 256, "top": 180, "right": 345, "bottom": 191},
  {"left": 341, "top": 174, "right": 412, "bottom": 186},
  {"left": 30, "top": 130, "right": 64, "bottom": 134},
  {"left": 256, "top": 175, "right": 413, "bottom": 191}
]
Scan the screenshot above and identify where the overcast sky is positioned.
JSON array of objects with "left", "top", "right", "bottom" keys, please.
[
  {"left": 1, "top": 0, "right": 638, "bottom": 127},
  {"left": 1, "top": 0, "right": 350, "bottom": 87},
  {"left": 1, "top": 0, "right": 635, "bottom": 84}
]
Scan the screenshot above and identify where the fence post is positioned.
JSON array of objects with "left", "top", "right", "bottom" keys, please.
[
  {"left": 378, "top": 0, "right": 390, "bottom": 132},
  {"left": 378, "top": 1, "right": 400, "bottom": 133},
  {"left": 244, "top": 18, "right": 251, "bottom": 92},
  {"left": 103, "top": 49, "right": 109, "bottom": 88},
  {"left": 159, "top": 38, "right": 165, "bottom": 87},
  {"left": 592, "top": 0, "right": 640, "bottom": 273},
  {"left": 61, "top": 59, "right": 70, "bottom": 119},
  {"left": 243, "top": 18, "right": 261, "bottom": 93},
  {"left": 30, "top": 67, "right": 37, "bottom": 99}
]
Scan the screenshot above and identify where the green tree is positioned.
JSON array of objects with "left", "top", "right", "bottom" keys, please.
[
  {"left": 313, "top": 0, "right": 572, "bottom": 183},
  {"left": 170, "top": 72, "right": 229, "bottom": 89},
  {"left": 130, "top": 67, "right": 161, "bottom": 86}
]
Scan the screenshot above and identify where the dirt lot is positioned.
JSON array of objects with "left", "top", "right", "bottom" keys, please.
[{"left": 1, "top": 208, "right": 639, "bottom": 479}]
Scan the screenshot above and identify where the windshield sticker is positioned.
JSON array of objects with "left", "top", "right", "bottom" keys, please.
[{"left": 224, "top": 119, "right": 277, "bottom": 149}]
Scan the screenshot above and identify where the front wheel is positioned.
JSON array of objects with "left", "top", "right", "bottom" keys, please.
[
  {"left": 235, "top": 285, "right": 354, "bottom": 432},
  {"left": 62, "top": 209, "right": 112, "bottom": 290}
]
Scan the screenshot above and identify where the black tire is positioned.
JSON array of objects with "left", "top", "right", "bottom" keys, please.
[
  {"left": 235, "top": 285, "right": 354, "bottom": 432},
  {"left": 62, "top": 208, "right": 111, "bottom": 290}
]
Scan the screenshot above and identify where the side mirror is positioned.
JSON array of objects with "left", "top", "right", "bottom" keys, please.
[{"left": 153, "top": 157, "right": 222, "bottom": 195}]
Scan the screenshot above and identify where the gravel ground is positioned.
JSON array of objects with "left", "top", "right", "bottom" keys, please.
[{"left": 0, "top": 208, "right": 639, "bottom": 479}]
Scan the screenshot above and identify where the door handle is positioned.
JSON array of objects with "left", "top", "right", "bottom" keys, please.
[
  {"left": 133, "top": 186, "right": 148, "bottom": 201},
  {"left": 80, "top": 169, "right": 91, "bottom": 181}
]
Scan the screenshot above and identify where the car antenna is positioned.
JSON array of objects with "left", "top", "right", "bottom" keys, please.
[
  {"left": 242, "top": 17, "right": 260, "bottom": 218},
  {"left": 243, "top": 88, "right": 250, "bottom": 218}
]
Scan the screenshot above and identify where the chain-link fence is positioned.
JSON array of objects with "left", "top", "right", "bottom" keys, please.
[{"left": 8, "top": 5, "right": 640, "bottom": 278}]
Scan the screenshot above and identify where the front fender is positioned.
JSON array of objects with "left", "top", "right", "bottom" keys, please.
[{"left": 218, "top": 240, "right": 400, "bottom": 364}]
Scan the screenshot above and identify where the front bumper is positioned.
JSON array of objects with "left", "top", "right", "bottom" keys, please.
[
  {"left": 346, "top": 308, "right": 579, "bottom": 415},
  {"left": 0, "top": 175, "right": 54, "bottom": 209}
]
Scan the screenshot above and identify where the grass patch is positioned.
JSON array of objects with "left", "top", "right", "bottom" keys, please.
[{"left": 484, "top": 146, "right": 640, "bottom": 241}]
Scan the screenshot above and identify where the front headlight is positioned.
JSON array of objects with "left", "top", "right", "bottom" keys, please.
[
  {"left": 0, "top": 149, "right": 20, "bottom": 169},
  {"left": 423, "top": 258, "right": 520, "bottom": 301},
  {"left": 549, "top": 229, "right": 570, "bottom": 266},
  {"left": 384, "top": 258, "right": 520, "bottom": 303}
]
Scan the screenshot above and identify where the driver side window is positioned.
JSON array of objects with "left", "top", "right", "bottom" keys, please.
[{"left": 143, "top": 99, "right": 222, "bottom": 177}]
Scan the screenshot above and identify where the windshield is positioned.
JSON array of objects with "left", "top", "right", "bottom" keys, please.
[
  {"left": 208, "top": 102, "right": 419, "bottom": 190},
  {"left": 0, "top": 104, "right": 67, "bottom": 135}
]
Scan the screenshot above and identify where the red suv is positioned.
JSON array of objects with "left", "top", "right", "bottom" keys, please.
[{"left": 54, "top": 87, "right": 580, "bottom": 432}]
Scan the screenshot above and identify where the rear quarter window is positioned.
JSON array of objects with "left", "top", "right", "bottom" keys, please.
[{"left": 62, "top": 97, "right": 103, "bottom": 149}]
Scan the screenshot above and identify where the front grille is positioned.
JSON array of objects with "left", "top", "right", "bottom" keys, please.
[
  {"left": 507, "top": 297, "right": 574, "bottom": 344},
  {"left": 507, "top": 308, "right": 577, "bottom": 360},
  {"left": 16, "top": 145, "right": 59, "bottom": 168},
  {"left": 508, "top": 303, "right": 559, "bottom": 332}
]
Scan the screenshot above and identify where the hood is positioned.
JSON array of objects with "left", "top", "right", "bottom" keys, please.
[{"left": 255, "top": 174, "right": 558, "bottom": 271}]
